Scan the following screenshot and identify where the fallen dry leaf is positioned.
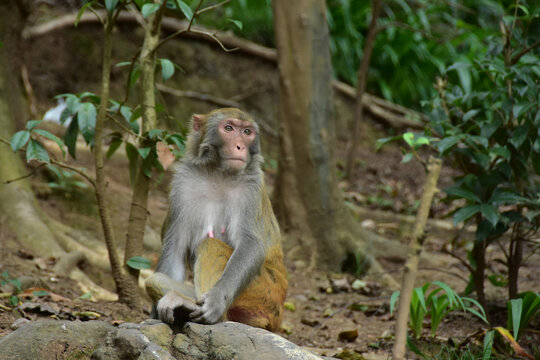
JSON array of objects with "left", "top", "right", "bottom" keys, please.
[
  {"left": 156, "top": 141, "right": 175, "bottom": 170},
  {"left": 494, "top": 326, "right": 534, "bottom": 360}
]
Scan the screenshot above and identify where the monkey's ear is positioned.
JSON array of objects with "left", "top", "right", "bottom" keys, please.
[{"left": 192, "top": 114, "right": 206, "bottom": 132}]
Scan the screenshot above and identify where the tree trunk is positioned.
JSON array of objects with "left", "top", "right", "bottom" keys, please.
[
  {"left": 124, "top": 0, "right": 163, "bottom": 295},
  {"left": 93, "top": 15, "right": 140, "bottom": 307},
  {"left": 272, "top": 0, "right": 344, "bottom": 268}
]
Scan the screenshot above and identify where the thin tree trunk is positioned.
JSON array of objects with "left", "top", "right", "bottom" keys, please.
[
  {"left": 124, "top": 0, "right": 163, "bottom": 293},
  {"left": 392, "top": 156, "right": 442, "bottom": 360},
  {"left": 94, "top": 16, "right": 140, "bottom": 307},
  {"left": 345, "top": 0, "right": 383, "bottom": 180},
  {"left": 472, "top": 234, "right": 487, "bottom": 311}
]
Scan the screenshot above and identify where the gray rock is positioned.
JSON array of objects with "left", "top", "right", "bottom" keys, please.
[
  {"left": 140, "top": 322, "right": 173, "bottom": 348},
  {"left": 0, "top": 318, "right": 323, "bottom": 360},
  {"left": 0, "top": 319, "right": 113, "bottom": 360},
  {"left": 175, "top": 321, "right": 322, "bottom": 360}
]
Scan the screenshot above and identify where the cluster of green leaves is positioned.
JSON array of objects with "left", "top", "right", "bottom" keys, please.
[
  {"left": 390, "top": 281, "right": 487, "bottom": 338},
  {"left": 327, "top": 0, "right": 514, "bottom": 108},
  {"left": 426, "top": 3, "right": 540, "bottom": 297},
  {"left": 1, "top": 271, "right": 21, "bottom": 307},
  {"left": 381, "top": 1, "right": 540, "bottom": 301},
  {"left": 56, "top": 92, "right": 185, "bottom": 184},
  {"left": 81, "top": 0, "right": 193, "bottom": 20},
  {"left": 9, "top": 91, "right": 186, "bottom": 186},
  {"left": 10, "top": 120, "right": 65, "bottom": 164}
]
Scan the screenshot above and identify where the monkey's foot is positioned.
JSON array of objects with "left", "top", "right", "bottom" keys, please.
[{"left": 156, "top": 291, "right": 200, "bottom": 325}]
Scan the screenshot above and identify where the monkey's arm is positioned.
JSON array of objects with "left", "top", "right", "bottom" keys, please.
[{"left": 190, "top": 232, "right": 266, "bottom": 324}]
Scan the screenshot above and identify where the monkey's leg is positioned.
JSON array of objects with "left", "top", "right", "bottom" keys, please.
[{"left": 194, "top": 238, "right": 287, "bottom": 331}]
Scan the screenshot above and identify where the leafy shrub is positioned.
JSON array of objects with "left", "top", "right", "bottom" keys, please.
[{"left": 390, "top": 281, "right": 488, "bottom": 338}]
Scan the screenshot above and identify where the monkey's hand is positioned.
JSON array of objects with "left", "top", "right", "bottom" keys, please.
[
  {"left": 156, "top": 291, "right": 198, "bottom": 324},
  {"left": 189, "top": 288, "right": 227, "bottom": 324}
]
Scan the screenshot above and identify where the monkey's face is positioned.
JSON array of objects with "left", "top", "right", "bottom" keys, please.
[{"left": 217, "top": 118, "right": 257, "bottom": 172}]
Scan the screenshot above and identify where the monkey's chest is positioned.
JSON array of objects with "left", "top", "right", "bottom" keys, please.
[{"left": 181, "top": 184, "right": 244, "bottom": 246}]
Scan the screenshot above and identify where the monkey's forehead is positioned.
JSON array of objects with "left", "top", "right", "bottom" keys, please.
[{"left": 208, "top": 108, "right": 254, "bottom": 122}]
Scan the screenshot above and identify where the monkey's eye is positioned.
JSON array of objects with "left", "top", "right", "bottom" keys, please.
[
  {"left": 243, "top": 128, "right": 252, "bottom": 135},
  {"left": 224, "top": 125, "right": 234, "bottom": 132}
]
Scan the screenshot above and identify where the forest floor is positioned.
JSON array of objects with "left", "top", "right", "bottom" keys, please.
[{"left": 1, "top": 138, "right": 539, "bottom": 360}]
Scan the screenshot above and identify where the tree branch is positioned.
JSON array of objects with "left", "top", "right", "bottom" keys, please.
[{"left": 511, "top": 38, "right": 540, "bottom": 65}]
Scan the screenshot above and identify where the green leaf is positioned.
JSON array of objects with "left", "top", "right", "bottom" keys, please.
[
  {"left": 141, "top": 3, "right": 160, "bottom": 18},
  {"left": 227, "top": 19, "right": 243, "bottom": 30},
  {"left": 33, "top": 129, "right": 66, "bottom": 157},
  {"left": 375, "top": 135, "right": 402, "bottom": 151},
  {"left": 78, "top": 102, "right": 97, "bottom": 144},
  {"left": 148, "top": 129, "right": 163, "bottom": 139},
  {"left": 436, "top": 135, "right": 462, "bottom": 153},
  {"left": 26, "top": 139, "right": 50, "bottom": 164},
  {"left": 453, "top": 204, "right": 480, "bottom": 225},
  {"left": 75, "top": 1, "right": 95, "bottom": 26},
  {"left": 106, "top": 138, "right": 123, "bottom": 159},
  {"left": 389, "top": 291, "right": 400, "bottom": 315},
  {"left": 489, "top": 190, "right": 526, "bottom": 204},
  {"left": 490, "top": 146, "right": 511, "bottom": 160},
  {"left": 402, "top": 132, "right": 414, "bottom": 148},
  {"left": 10, "top": 130, "right": 30, "bottom": 152},
  {"left": 25, "top": 120, "right": 43, "bottom": 130},
  {"left": 509, "top": 298, "right": 522, "bottom": 340},
  {"left": 79, "top": 292, "right": 92, "bottom": 300},
  {"left": 445, "top": 187, "right": 481, "bottom": 203},
  {"left": 482, "top": 330, "right": 494, "bottom": 360},
  {"left": 64, "top": 118, "right": 80, "bottom": 159},
  {"left": 510, "top": 125, "right": 529, "bottom": 149},
  {"left": 138, "top": 147, "right": 151, "bottom": 159},
  {"left": 480, "top": 204, "right": 499, "bottom": 226},
  {"left": 60, "top": 107, "right": 73, "bottom": 125},
  {"left": 65, "top": 94, "right": 80, "bottom": 114},
  {"left": 32, "top": 290, "right": 49, "bottom": 297},
  {"left": 115, "top": 61, "right": 132, "bottom": 67},
  {"left": 105, "top": 0, "right": 119, "bottom": 12},
  {"left": 175, "top": 0, "right": 193, "bottom": 20},
  {"left": 126, "top": 256, "right": 152, "bottom": 270},
  {"left": 160, "top": 58, "right": 175, "bottom": 81},
  {"left": 463, "top": 109, "right": 481, "bottom": 122},
  {"left": 401, "top": 153, "right": 414, "bottom": 163}
]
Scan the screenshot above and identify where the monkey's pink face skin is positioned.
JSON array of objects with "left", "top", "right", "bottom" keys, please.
[{"left": 218, "top": 118, "right": 257, "bottom": 171}]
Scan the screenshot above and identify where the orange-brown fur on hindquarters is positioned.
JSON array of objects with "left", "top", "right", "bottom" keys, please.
[{"left": 194, "top": 237, "right": 287, "bottom": 332}]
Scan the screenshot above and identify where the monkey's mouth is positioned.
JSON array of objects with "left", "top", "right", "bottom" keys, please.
[{"left": 225, "top": 158, "right": 246, "bottom": 171}]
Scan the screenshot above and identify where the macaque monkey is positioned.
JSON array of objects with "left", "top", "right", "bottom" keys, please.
[{"left": 150, "top": 108, "right": 287, "bottom": 332}]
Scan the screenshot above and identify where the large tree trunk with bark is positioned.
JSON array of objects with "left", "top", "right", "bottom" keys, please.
[
  {"left": 271, "top": 0, "right": 413, "bottom": 287},
  {"left": 272, "top": 0, "right": 347, "bottom": 268}
]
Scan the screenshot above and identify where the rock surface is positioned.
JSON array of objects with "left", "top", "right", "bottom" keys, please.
[{"left": 0, "top": 319, "right": 324, "bottom": 360}]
